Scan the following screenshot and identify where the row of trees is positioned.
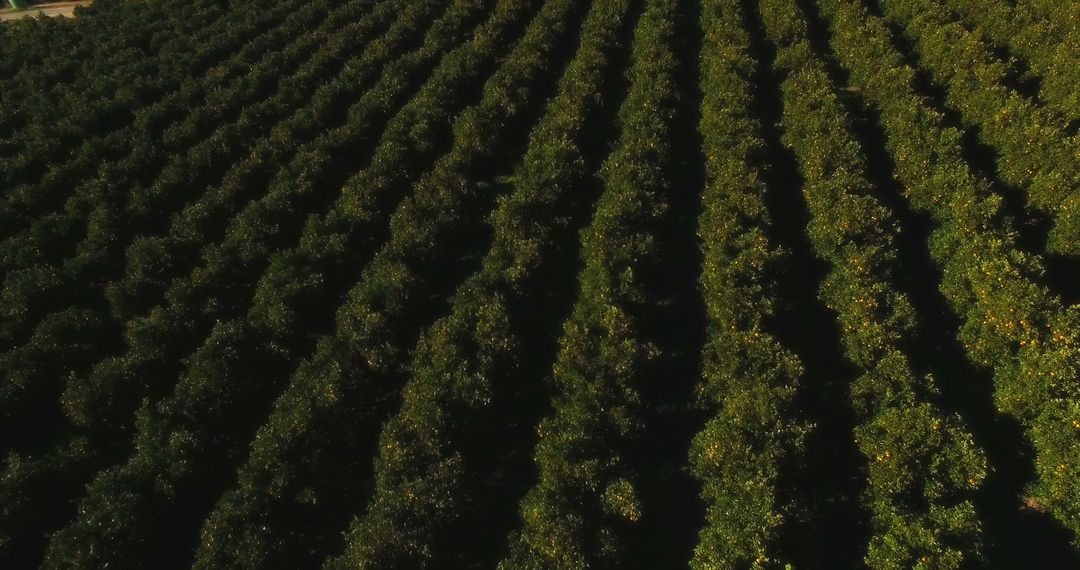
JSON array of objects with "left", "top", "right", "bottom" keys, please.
[
  {"left": 0, "top": 0, "right": 382, "bottom": 362},
  {"left": 307, "top": 0, "right": 613, "bottom": 564},
  {"left": 2, "top": 0, "right": 1079, "bottom": 564},
  {"left": 0, "top": 0, "right": 434, "bottom": 565},
  {"left": 0, "top": 0, "right": 347, "bottom": 393},
  {"left": 5, "top": 9, "right": 312, "bottom": 352},
  {"left": 0, "top": 0, "right": 310, "bottom": 257},
  {"left": 0, "top": 0, "right": 409, "bottom": 460},
  {"left": 97, "top": 0, "right": 393, "bottom": 321},
  {"left": 0, "top": 0, "right": 223, "bottom": 142},
  {"left": 55, "top": 0, "right": 441, "bottom": 438},
  {"left": 497, "top": 0, "right": 680, "bottom": 566},
  {"left": 0, "top": 15, "right": 79, "bottom": 89},
  {"left": 192, "top": 0, "right": 585, "bottom": 565},
  {"left": 877, "top": 0, "right": 1080, "bottom": 255},
  {"left": 820, "top": 0, "right": 1080, "bottom": 544},
  {"left": 947, "top": 0, "right": 1079, "bottom": 123},
  {"left": 33, "top": 0, "right": 473, "bottom": 566},
  {"left": 0, "top": 0, "right": 319, "bottom": 563},
  {"left": 688, "top": 0, "right": 808, "bottom": 565},
  {"left": 0, "top": 0, "right": 283, "bottom": 226},
  {"left": 760, "top": 0, "right": 987, "bottom": 566}
]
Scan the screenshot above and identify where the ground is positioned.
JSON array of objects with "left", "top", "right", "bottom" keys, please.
[{"left": 0, "top": 0, "right": 92, "bottom": 21}]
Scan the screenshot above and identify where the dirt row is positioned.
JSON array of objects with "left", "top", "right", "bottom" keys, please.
[{"left": 0, "top": 1, "right": 93, "bottom": 22}]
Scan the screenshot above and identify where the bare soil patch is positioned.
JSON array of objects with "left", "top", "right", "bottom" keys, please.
[{"left": 0, "top": 1, "right": 92, "bottom": 21}]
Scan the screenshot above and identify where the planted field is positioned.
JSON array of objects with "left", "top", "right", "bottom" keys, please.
[{"left": 1, "top": 0, "right": 1079, "bottom": 568}]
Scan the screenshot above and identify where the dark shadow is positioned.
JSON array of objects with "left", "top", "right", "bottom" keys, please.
[
  {"left": 631, "top": 0, "right": 708, "bottom": 566},
  {"left": 1066, "top": 119, "right": 1080, "bottom": 139},
  {"left": 0, "top": 443, "right": 105, "bottom": 568},
  {"left": 972, "top": 24, "right": 1041, "bottom": 100}
]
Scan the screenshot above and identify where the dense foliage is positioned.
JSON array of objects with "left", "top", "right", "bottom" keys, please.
[
  {"left": 688, "top": 0, "right": 807, "bottom": 566},
  {"left": 1, "top": 0, "right": 1077, "bottom": 567},
  {"left": 760, "top": 0, "right": 986, "bottom": 565}
]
